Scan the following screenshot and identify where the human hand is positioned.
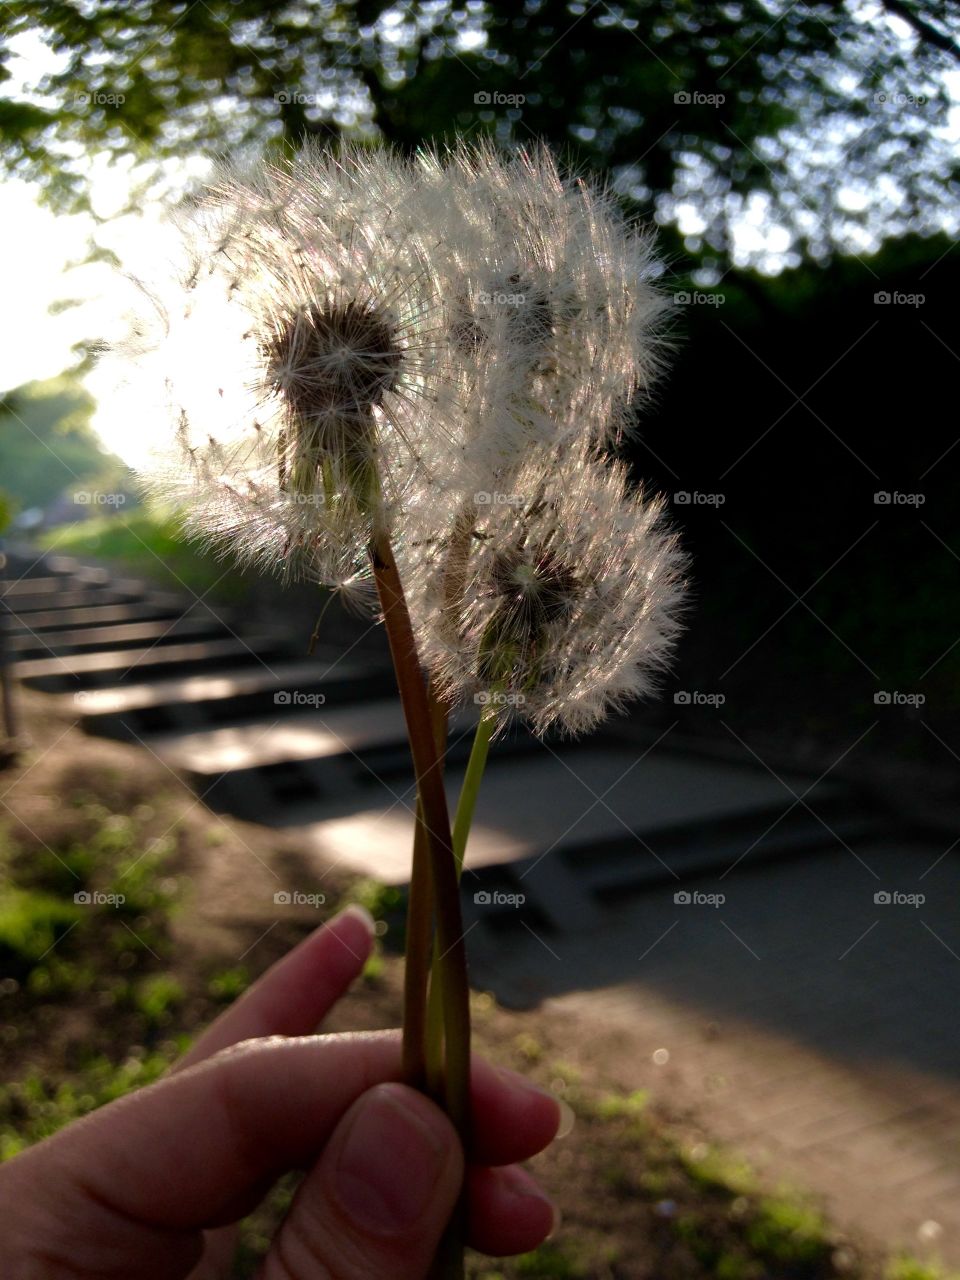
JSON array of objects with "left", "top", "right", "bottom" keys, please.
[{"left": 0, "top": 905, "right": 561, "bottom": 1278}]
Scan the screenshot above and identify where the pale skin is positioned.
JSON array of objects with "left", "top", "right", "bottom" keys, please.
[{"left": 0, "top": 905, "right": 561, "bottom": 1279}]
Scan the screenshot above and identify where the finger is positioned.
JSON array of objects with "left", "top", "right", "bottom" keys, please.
[
  {"left": 73, "top": 1034, "right": 557, "bottom": 1224},
  {"left": 0, "top": 1034, "right": 562, "bottom": 1277},
  {"left": 466, "top": 1164, "right": 558, "bottom": 1256},
  {"left": 468, "top": 1060, "right": 562, "bottom": 1166},
  {"left": 260, "top": 1083, "right": 462, "bottom": 1280},
  {"left": 176, "top": 905, "right": 375, "bottom": 1072},
  {"left": 179, "top": 908, "right": 376, "bottom": 1279}
]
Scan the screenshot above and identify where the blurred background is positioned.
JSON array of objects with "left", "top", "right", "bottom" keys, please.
[{"left": 0, "top": 4, "right": 959, "bottom": 1278}]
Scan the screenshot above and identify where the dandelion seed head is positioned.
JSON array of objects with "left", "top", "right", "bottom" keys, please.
[
  {"left": 112, "top": 138, "right": 678, "bottom": 657},
  {"left": 402, "top": 453, "right": 688, "bottom": 736}
]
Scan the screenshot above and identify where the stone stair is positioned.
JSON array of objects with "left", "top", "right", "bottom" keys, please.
[{"left": 2, "top": 544, "right": 891, "bottom": 963}]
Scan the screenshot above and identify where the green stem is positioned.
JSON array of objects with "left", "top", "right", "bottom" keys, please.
[
  {"left": 452, "top": 709, "right": 496, "bottom": 875},
  {"left": 425, "top": 707, "right": 496, "bottom": 1091}
]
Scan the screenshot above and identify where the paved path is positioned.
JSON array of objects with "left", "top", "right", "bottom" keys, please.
[{"left": 469, "top": 836, "right": 960, "bottom": 1265}]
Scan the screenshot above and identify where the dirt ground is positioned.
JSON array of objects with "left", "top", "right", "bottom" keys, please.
[{"left": 0, "top": 689, "right": 925, "bottom": 1278}]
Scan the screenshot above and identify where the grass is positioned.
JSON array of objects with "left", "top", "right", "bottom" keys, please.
[
  {"left": 0, "top": 889, "right": 83, "bottom": 971},
  {"left": 40, "top": 507, "right": 252, "bottom": 600},
  {"left": 0, "top": 1048, "right": 182, "bottom": 1162},
  {"left": 885, "top": 1262, "right": 960, "bottom": 1280}
]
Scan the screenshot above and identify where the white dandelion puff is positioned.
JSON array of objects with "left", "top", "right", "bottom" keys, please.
[
  {"left": 108, "top": 144, "right": 464, "bottom": 587},
  {"left": 413, "top": 141, "right": 671, "bottom": 493},
  {"left": 402, "top": 452, "right": 688, "bottom": 737}
]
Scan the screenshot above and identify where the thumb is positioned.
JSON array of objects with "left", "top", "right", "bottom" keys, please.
[{"left": 262, "top": 1082, "right": 463, "bottom": 1280}]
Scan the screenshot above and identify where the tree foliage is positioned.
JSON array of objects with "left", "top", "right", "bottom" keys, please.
[
  {"left": 0, "top": 376, "right": 118, "bottom": 509},
  {"left": 1, "top": 1, "right": 957, "bottom": 267}
]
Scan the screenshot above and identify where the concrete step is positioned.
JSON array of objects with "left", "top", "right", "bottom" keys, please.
[
  {"left": 1, "top": 576, "right": 96, "bottom": 595},
  {"left": 151, "top": 698, "right": 413, "bottom": 774},
  {"left": 144, "top": 700, "right": 498, "bottom": 817},
  {"left": 284, "top": 750, "right": 868, "bottom": 932},
  {"left": 2, "top": 587, "right": 145, "bottom": 613},
  {"left": 1, "top": 553, "right": 95, "bottom": 580},
  {"left": 3, "top": 599, "right": 191, "bottom": 633},
  {"left": 70, "top": 656, "right": 396, "bottom": 738},
  {"left": 5, "top": 616, "right": 229, "bottom": 658},
  {"left": 42, "top": 556, "right": 112, "bottom": 581},
  {"left": 14, "top": 637, "right": 299, "bottom": 691}
]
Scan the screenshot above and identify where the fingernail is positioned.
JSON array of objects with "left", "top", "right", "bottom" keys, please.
[
  {"left": 338, "top": 903, "right": 376, "bottom": 936},
  {"left": 334, "top": 1084, "right": 450, "bottom": 1234}
]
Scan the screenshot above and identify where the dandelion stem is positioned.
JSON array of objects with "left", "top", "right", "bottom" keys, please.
[
  {"left": 368, "top": 529, "right": 471, "bottom": 1136},
  {"left": 404, "top": 797, "right": 432, "bottom": 1092},
  {"left": 425, "top": 705, "right": 495, "bottom": 1088},
  {"left": 452, "top": 708, "right": 496, "bottom": 874}
]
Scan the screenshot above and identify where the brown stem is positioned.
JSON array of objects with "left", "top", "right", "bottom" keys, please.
[
  {"left": 369, "top": 531, "right": 472, "bottom": 1139},
  {"left": 403, "top": 797, "right": 433, "bottom": 1093}
]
